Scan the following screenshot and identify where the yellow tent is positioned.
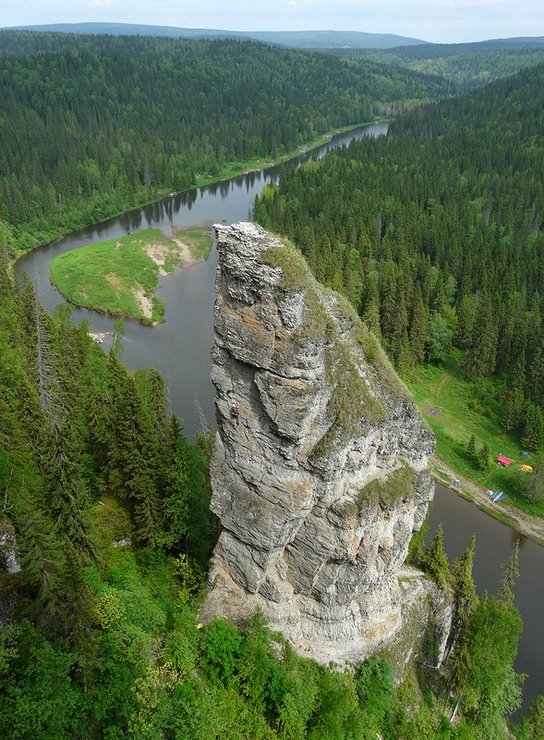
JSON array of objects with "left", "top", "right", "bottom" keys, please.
[{"left": 519, "top": 464, "right": 533, "bottom": 473}]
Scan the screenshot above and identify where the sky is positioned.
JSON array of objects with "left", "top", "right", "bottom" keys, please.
[{"left": 1, "top": 0, "right": 544, "bottom": 44}]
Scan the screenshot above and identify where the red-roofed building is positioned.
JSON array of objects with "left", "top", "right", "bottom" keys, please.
[{"left": 496, "top": 455, "right": 512, "bottom": 467}]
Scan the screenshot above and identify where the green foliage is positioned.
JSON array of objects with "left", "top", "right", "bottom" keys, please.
[
  {"left": 524, "top": 457, "right": 544, "bottom": 503},
  {"left": 0, "top": 621, "right": 84, "bottom": 739},
  {"left": 92, "top": 496, "right": 131, "bottom": 549},
  {"left": 262, "top": 242, "right": 309, "bottom": 292},
  {"left": 353, "top": 463, "right": 416, "bottom": 512},
  {"left": 407, "top": 501, "right": 432, "bottom": 567},
  {"left": 49, "top": 227, "right": 213, "bottom": 323},
  {"left": 308, "top": 668, "right": 364, "bottom": 739},
  {"left": 478, "top": 442, "right": 490, "bottom": 470},
  {"left": 452, "top": 535, "right": 479, "bottom": 625},
  {"left": 160, "top": 424, "right": 218, "bottom": 567},
  {"left": 201, "top": 619, "right": 243, "bottom": 688},
  {"left": 467, "top": 434, "right": 476, "bottom": 461},
  {"left": 514, "top": 696, "right": 544, "bottom": 739},
  {"left": 356, "top": 656, "right": 395, "bottom": 735},
  {"left": 332, "top": 40, "right": 544, "bottom": 92},
  {"left": 425, "top": 312, "right": 453, "bottom": 364},
  {"left": 421, "top": 524, "right": 451, "bottom": 590},
  {"left": 1, "top": 40, "right": 543, "bottom": 738},
  {"left": 409, "top": 361, "right": 544, "bottom": 519},
  {"left": 448, "top": 592, "right": 524, "bottom": 735},
  {"left": 521, "top": 404, "right": 544, "bottom": 452},
  {"left": 499, "top": 540, "right": 520, "bottom": 608},
  {"left": 255, "top": 63, "right": 544, "bottom": 477},
  {"left": 0, "top": 30, "right": 436, "bottom": 255},
  {"left": 49, "top": 230, "right": 171, "bottom": 324}
]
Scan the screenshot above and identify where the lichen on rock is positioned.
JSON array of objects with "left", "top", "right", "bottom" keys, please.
[{"left": 202, "top": 222, "right": 437, "bottom": 666}]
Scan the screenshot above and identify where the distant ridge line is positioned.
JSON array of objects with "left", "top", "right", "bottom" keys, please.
[{"left": 3, "top": 22, "right": 427, "bottom": 49}]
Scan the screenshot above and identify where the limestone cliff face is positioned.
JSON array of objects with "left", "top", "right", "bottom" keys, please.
[{"left": 202, "top": 222, "right": 436, "bottom": 664}]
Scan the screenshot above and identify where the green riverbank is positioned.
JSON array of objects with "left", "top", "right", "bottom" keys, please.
[
  {"left": 9, "top": 119, "right": 387, "bottom": 263},
  {"left": 49, "top": 227, "right": 213, "bottom": 325},
  {"left": 407, "top": 361, "right": 544, "bottom": 544}
]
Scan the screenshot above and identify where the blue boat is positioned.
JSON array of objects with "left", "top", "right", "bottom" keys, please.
[{"left": 492, "top": 491, "right": 504, "bottom": 502}]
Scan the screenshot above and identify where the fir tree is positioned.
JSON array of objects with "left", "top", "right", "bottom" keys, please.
[
  {"left": 409, "top": 285, "right": 427, "bottom": 366},
  {"left": 421, "top": 524, "right": 450, "bottom": 590},
  {"left": 462, "top": 293, "right": 497, "bottom": 378},
  {"left": 452, "top": 535, "right": 479, "bottom": 625},
  {"left": 478, "top": 443, "right": 490, "bottom": 470},
  {"left": 521, "top": 403, "right": 544, "bottom": 452},
  {"left": 499, "top": 540, "right": 520, "bottom": 607}
]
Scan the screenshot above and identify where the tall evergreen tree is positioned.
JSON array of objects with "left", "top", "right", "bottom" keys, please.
[
  {"left": 462, "top": 293, "right": 497, "bottom": 378},
  {"left": 478, "top": 443, "right": 490, "bottom": 470},
  {"left": 521, "top": 403, "right": 544, "bottom": 452},
  {"left": 421, "top": 524, "right": 450, "bottom": 590}
]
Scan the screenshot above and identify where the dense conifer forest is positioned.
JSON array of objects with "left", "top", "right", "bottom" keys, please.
[
  {"left": 0, "top": 30, "right": 445, "bottom": 254},
  {"left": 326, "top": 41, "right": 544, "bottom": 90},
  {"left": 0, "top": 255, "right": 538, "bottom": 740},
  {"left": 254, "top": 64, "right": 544, "bottom": 470},
  {"left": 1, "top": 29, "right": 544, "bottom": 737}
]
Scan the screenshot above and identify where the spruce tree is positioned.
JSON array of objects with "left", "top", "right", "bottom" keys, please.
[
  {"left": 452, "top": 535, "right": 479, "bottom": 624},
  {"left": 105, "top": 352, "right": 161, "bottom": 544},
  {"left": 409, "top": 285, "right": 427, "bottom": 366},
  {"left": 521, "top": 403, "right": 544, "bottom": 452},
  {"left": 478, "top": 443, "right": 490, "bottom": 470},
  {"left": 499, "top": 540, "right": 520, "bottom": 607},
  {"left": 461, "top": 293, "right": 497, "bottom": 378},
  {"left": 421, "top": 524, "right": 450, "bottom": 590}
]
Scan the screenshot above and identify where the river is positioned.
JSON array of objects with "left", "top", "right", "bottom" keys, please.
[
  {"left": 16, "top": 122, "right": 388, "bottom": 439},
  {"left": 430, "top": 484, "right": 543, "bottom": 717},
  {"left": 15, "top": 121, "right": 543, "bottom": 714}
]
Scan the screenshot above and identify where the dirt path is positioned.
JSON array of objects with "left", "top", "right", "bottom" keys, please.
[{"left": 431, "top": 456, "right": 544, "bottom": 546}]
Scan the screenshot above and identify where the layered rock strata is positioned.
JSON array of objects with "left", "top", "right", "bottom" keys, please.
[{"left": 202, "top": 222, "right": 436, "bottom": 664}]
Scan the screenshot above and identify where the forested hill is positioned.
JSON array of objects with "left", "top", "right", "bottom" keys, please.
[
  {"left": 325, "top": 41, "right": 544, "bottom": 91},
  {"left": 7, "top": 23, "right": 426, "bottom": 49},
  {"left": 254, "top": 64, "right": 544, "bottom": 454},
  {"left": 0, "top": 31, "right": 444, "bottom": 255}
]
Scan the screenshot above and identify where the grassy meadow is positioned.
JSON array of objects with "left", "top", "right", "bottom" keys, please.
[
  {"left": 49, "top": 227, "right": 212, "bottom": 324},
  {"left": 407, "top": 357, "right": 544, "bottom": 519}
]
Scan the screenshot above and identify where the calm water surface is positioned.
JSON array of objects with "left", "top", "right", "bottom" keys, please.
[
  {"left": 16, "top": 121, "right": 543, "bottom": 713},
  {"left": 430, "top": 485, "right": 544, "bottom": 715},
  {"left": 16, "top": 123, "right": 388, "bottom": 438}
]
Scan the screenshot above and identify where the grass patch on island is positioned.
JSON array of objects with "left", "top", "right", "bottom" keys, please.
[
  {"left": 172, "top": 226, "right": 214, "bottom": 263},
  {"left": 407, "top": 357, "right": 544, "bottom": 519},
  {"left": 49, "top": 227, "right": 212, "bottom": 325}
]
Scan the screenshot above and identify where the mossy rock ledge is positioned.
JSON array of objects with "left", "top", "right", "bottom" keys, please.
[{"left": 202, "top": 222, "right": 440, "bottom": 668}]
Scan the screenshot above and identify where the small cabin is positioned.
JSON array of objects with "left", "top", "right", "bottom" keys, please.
[{"left": 496, "top": 455, "right": 512, "bottom": 467}]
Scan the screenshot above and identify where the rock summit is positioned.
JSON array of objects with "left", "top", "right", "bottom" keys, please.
[{"left": 202, "top": 222, "right": 436, "bottom": 664}]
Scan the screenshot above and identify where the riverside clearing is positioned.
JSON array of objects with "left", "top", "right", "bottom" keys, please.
[{"left": 49, "top": 227, "right": 213, "bottom": 324}]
